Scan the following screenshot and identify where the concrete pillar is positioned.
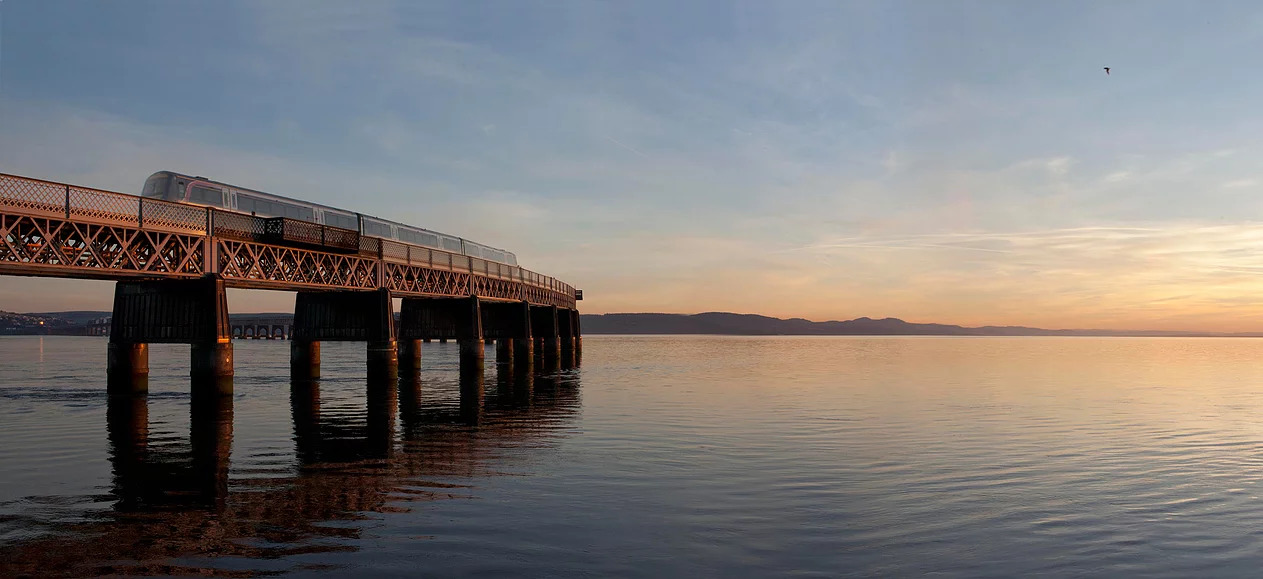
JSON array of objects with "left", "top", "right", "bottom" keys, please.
[
  {"left": 367, "top": 339, "right": 398, "bottom": 382},
  {"left": 532, "top": 305, "right": 559, "bottom": 365},
  {"left": 460, "top": 338, "right": 485, "bottom": 366},
  {"left": 191, "top": 340, "right": 233, "bottom": 380},
  {"left": 191, "top": 336, "right": 234, "bottom": 397},
  {"left": 513, "top": 338, "right": 534, "bottom": 370},
  {"left": 291, "top": 341, "right": 321, "bottom": 380},
  {"left": 458, "top": 295, "right": 485, "bottom": 376},
  {"left": 108, "top": 274, "right": 233, "bottom": 382},
  {"left": 107, "top": 342, "right": 149, "bottom": 391},
  {"left": 398, "top": 339, "right": 422, "bottom": 373},
  {"left": 495, "top": 338, "right": 514, "bottom": 366},
  {"left": 559, "top": 308, "right": 577, "bottom": 369},
  {"left": 291, "top": 287, "right": 395, "bottom": 381},
  {"left": 514, "top": 300, "right": 534, "bottom": 370},
  {"left": 543, "top": 340, "right": 561, "bottom": 364},
  {"left": 573, "top": 309, "right": 583, "bottom": 359}
]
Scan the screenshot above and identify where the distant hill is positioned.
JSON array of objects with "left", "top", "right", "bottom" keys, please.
[
  {"left": 579, "top": 312, "right": 1263, "bottom": 337},
  {"left": 26, "top": 311, "right": 112, "bottom": 325},
  {"left": 0, "top": 310, "right": 92, "bottom": 335},
  {"left": 11, "top": 310, "right": 1262, "bottom": 338}
]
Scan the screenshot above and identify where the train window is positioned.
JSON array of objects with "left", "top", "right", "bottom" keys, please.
[
  {"left": 398, "top": 227, "right": 439, "bottom": 247},
  {"left": 505, "top": 252, "right": 517, "bottom": 266},
  {"left": 441, "top": 237, "right": 462, "bottom": 252},
  {"left": 245, "top": 198, "right": 272, "bottom": 216},
  {"left": 400, "top": 228, "right": 423, "bottom": 245},
  {"left": 142, "top": 174, "right": 168, "bottom": 198},
  {"left": 363, "top": 220, "right": 392, "bottom": 238},
  {"left": 189, "top": 185, "right": 223, "bottom": 206},
  {"left": 326, "top": 212, "right": 356, "bottom": 230}
]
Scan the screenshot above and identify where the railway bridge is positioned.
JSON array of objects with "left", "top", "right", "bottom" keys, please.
[{"left": 0, "top": 172, "right": 582, "bottom": 396}]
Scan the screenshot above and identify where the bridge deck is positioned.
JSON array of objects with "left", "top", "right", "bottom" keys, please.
[{"left": 0, "top": 173, "right": 576, "bottom": 308}]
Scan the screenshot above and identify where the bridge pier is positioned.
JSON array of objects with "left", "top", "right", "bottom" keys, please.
[
  {"left": 399, "top": 295, "right": 485, "bottom": 377},
  {"left": 191, "top": 342, "right": 234, "bottom": 383},
  {"left": 559, "top": 308, "right": 577, "bottom": 368},
  {"left": 291, "top": 340, "right": 321, "bottom": 380},
  {"left": 481, "top": 300, "right": 533, "bottom": 371},
  {"left": 397, "top": 338, "right": 423, "bottom": 374},
  {"left": 495, "top": 339, "right": 513, "bottom": 365},
  {"left": 291, "top": 288, "right": 397, "bottom": 382},
  {"left": 106, "top": 343, "right": 149, "bottom": 393},
  {"left": 571, "top": 308, "right": 583, "bottom": 361},
  {"left": 531, "top": 305, "right": 561, "bottom": 372},
  {"left": 107, "top": 274, "right": 233, "bottom": 394}
]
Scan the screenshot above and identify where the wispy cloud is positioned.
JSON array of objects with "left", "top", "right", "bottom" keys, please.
[{"left": 6, "top": 1, "right": 1263, "bottom": 331}]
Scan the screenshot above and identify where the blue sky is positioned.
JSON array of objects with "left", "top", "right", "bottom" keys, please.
[{"left": 4, "top": 1, "right": 1263, "bottom": 330}]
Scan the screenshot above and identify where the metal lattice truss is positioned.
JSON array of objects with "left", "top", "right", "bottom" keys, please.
[
  {"left": 0, "top": 214, "right": 205, "bottom": 279},
  {"left": 523, "top": 283, "right": 571, "bottom": 308},
  {"left": 384, "top": 262, "right": 470, "bottom": 297},
  {"left": 473, "top": 275, "right": 522, "bottom": 302},
  {"left": 217, "top": 239, "right": 379, "bottom": 291},
  {"left": 0, "top": 172, "right": 578, "bottom": 307}
]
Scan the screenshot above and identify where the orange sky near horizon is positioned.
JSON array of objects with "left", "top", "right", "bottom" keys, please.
[{"left": 6, "top": 3, "right": 1263, "bottom": 334}]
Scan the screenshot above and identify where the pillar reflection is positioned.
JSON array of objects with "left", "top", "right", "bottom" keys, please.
[
  {"left": 106, "top": 392, "right": 149, "bottom": 512},
  {"left": 367, "top": 376, "right": 398, "bottom": 459},
  {"left": 106, "top": 385, "right": 234, "bottom": 513},
  {"left": 190, "top": 389, "right": 234, "bottom": 512},
  {"left": 459, "top": 362, "right": 485, "bottom": 426},
  {"left": 290, "top": 380, "right": 322, "bottom": 465},
  {"left": 291, "top": 377, "right": 398, "bottom": 465}
]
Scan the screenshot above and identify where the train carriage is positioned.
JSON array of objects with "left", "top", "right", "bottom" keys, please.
[{"left": 141, "top": 171, "right": 517, "bottom": 266}]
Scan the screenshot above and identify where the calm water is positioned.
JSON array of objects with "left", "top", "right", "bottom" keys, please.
[{"left": 4, "top": 336, "right": 1263, "bottom": 576}]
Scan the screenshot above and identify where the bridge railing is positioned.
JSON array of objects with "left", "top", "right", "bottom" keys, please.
[
  {"left": 0, "top": 172, "right": 210, "bottom": 234},
  {"left": 0, "top": 172, "right": 575, "bottom": 299}
]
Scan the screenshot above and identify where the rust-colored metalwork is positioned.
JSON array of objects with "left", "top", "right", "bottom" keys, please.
[
  {"left": 262, "top": 217, "right": 360, "bottom": 253},
  {"left": 0, "top": 172, "right": 577, "bottom": 308}
]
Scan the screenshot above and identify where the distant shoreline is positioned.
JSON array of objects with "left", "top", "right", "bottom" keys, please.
[
  {"left": 578, "top": 312, "right": 1263, "bottom": 338},
  {"left": 6, "top": 310, "right": 1260, "bottom": 338}
]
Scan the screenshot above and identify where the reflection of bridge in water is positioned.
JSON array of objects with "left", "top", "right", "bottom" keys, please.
[
  {"left": 0, "top": 362, "right": 581, "bottom": 577},
  {"left": 0, "top": 171, "right": 589, "bottom": 576}
]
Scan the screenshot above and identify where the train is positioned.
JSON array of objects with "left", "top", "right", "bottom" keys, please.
[{"left": 140, "top": 170, "right": 518, "bottom": 266}]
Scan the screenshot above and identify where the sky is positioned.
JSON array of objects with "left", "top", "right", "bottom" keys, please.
[{"left": 3, "top": 1, "right": 1263, "bottom": 331}]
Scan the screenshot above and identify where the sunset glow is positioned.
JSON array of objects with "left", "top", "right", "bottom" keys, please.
[{"left": 3, "top": 2, "right": 1263, "bottom": 332}]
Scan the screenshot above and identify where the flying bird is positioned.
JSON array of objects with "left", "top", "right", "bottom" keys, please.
[{"left": 1104, "top": 67, "right": 1110, "bottom": 75}]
